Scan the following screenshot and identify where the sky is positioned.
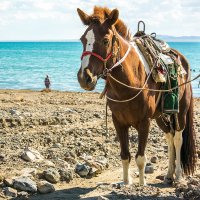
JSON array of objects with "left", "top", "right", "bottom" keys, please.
[{"left": 0, "top": 0, "right": 199, "bottom": 41}]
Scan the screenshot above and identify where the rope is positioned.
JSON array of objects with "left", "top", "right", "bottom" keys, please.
[
  {"left": 106, "top": 64, "right": 154, "bottom": 102},
  {"left": 108, "top": 73, "right": 200, "bottom": 93}
]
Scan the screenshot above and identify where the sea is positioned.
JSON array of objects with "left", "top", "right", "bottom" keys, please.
[{"left": 0, "top": 42, "right": 199, "bottom": 97}]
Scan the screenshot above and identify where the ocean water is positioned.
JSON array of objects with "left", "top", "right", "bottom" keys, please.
[{"left": 0, "top": 42, "right": 199, "bottom": 96}]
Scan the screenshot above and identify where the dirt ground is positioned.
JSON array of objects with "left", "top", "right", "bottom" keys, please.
[{"left": 0, "top": 90, "right": 199, "bottom": 200}]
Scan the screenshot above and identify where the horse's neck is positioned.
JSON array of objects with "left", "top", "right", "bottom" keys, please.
[{"left": 107, "top": 35, "right": 144, "bottom": 98}]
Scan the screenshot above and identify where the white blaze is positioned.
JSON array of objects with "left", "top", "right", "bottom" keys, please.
[{"left": 81, "top": 29, "right": 95, "bottom": 73}]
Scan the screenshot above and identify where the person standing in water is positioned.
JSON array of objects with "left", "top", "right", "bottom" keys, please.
[{"left": 44, "top": 75, "right": 51, "bottom": 89}]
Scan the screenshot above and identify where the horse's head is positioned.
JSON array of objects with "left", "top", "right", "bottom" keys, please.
[{"left": 77, "top": 8, "right": 119, "bottom": 91}]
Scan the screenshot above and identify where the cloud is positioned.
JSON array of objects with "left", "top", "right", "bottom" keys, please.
[{"left": 0, "top": 0, "right": 199, "bottom": 40}]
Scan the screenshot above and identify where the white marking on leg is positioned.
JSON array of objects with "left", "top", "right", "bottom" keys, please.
[
  {"left": 122, "top": 159, "right": 131, "bottom": 184},
  {"left": 165, "top": 133, "right": 175, "bottom": 182},
  {"left": 136, "top": 155, "right": 146, "bottom": 186},
  {"left": 174, "top": 130, "right": 183, "bottom": 182},
  {"left": 81, "top": 29, "right": 95, "bottom": 74}
]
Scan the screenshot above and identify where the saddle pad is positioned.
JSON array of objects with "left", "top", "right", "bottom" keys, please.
[{"left": 131, "top": 41, "right": 150, "bottom": 75}]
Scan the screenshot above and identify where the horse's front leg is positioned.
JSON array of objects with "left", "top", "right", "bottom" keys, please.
[
  {"left": 112, "top": 114, "right": 131, "bottom": 185},
  {"left": 136, "top": 120, "right": 150, "bottom": 186}
]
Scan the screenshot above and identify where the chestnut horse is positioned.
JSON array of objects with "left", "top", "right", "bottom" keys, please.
[{"left": 77, "top": 6, "right": 196, "bottom": 186}]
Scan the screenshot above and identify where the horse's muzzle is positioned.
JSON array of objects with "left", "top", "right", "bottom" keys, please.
[{"left": 77, "top": 68, "right": 97, "bottom": 91}]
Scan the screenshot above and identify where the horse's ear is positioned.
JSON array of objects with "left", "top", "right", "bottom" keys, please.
[
  {"left": 77, "top": 8, "right": 90, "bottom": 25},
  {"left": 108, "top": 9, "right": 119, "bottom": 26}
]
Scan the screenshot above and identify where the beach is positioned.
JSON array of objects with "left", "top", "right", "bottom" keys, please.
[{"left": 0, "top": 89, "right": 200, "bottom": 199}]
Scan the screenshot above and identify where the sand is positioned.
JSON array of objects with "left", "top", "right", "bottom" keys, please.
[{"left": 0, "top": 89, "right": 199, "bottom": 200}]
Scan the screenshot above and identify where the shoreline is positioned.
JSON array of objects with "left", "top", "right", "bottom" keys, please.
[{"left": 0, "top": 89, "right": 199, "bottom": 99}]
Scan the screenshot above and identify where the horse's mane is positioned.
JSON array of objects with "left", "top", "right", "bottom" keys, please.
[{"left": 89, "top": 6, "right": 133, "bottom": 41}]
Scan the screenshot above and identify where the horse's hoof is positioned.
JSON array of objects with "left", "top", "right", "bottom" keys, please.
[
  {"left": 174, "top": 176, "right": 182, "bottom": 184},
  {"left": 139, "top": 181, "right": 147, "bottom": 186},
  {"left": 164, "top": 176, "right": 174, "bottom": 185}
]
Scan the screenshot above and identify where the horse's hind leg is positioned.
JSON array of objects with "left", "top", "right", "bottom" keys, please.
[
  {"left": 174, "top": 130, "right": 183, "bottom": 182},
  {"left": 112, "top": 115, "right": 131, "bottom": 185},
  {"left": 165, "top": 132, "right": 175, "bottom": 183},
  {"left": 135, "top": 120, "right": 150, "bottom": 186}
]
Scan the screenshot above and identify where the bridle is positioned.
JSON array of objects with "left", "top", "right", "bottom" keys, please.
[{"left": 81, "top": 31, "right": 131, "bottom": 78}]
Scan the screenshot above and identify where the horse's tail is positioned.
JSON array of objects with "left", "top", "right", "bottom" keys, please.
[{"left": 181, "top": 86, "right": 196, "bottom": 175}]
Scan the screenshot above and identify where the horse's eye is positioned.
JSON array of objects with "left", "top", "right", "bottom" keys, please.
[{"left": 103, "top": 39, "right": 109, "bottom": 46}]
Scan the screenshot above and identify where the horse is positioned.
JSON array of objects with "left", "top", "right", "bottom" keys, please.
[{"left": 76, "top": 6, "right": 196, "bottom": 186}]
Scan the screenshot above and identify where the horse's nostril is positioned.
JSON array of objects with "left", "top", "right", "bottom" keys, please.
[{"left": 86, "top": 75, "right": 92, "bottom": 83}]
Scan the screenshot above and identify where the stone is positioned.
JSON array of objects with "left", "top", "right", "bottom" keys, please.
[
  {"left": 17, "top": 191, "right": 29, "bottom": 199},
  {"left": 43, "top": 168, "right": 60, "bottom": 183},
  {"left": 98, "top": 196, "right": 109, "bottom": 200},
  {"left": 3, "top": 187, "right": 17, "bottom": 198},
  {"left": 9, "top": 109, "right": 21, "bottom": 116},
  {"left": 0, "top": 154, "right": 6, "bottom": 162},
  {"left": 13, "top": 177, "right": 37, "bottom": 192},
  {"left": 150, "top": 156, "right": 158, "bottom": 163},
  {"left": 37, "top": 181, "right": 55, "bottom": 194},
  {"left": 75, "top": 163, "right": 90, "bottom": 177},
  {"left": 41, "top": 160, "right": 55, "bottom": 167},
  {"left": 59, "top": 168, "right": 74, "bottom": 182},
  {"left": 21, "top": 147, "right": 44, "bottom": 162},
  {"left": 21, "top": 168, "right": 37, "bottom": 177},
  {"left": 145, "top": 163, "right": 154, "bottom": 174},
  {"left": 4, "top": 178, "right": 13, "bottom": 187},
  {"left": 95, "top": 156, "right": 108, "bottom": 167}
]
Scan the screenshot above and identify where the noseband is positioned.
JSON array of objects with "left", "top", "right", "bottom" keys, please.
[{"left": 81, "top": 33, "right": 120, "bottom": 77}]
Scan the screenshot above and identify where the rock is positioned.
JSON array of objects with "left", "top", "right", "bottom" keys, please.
[
  {"left": 156, "top": 174, "right": 165, "bottom": 180},
  {"left": 41, "top": 160, "right": 55, "bottom": 167},
  {"left": 98, "top": 196, "right": 109, "bottom": 200},
  {"left": 17, "top": 191, "right": 29, "bottom": 199},
  {"left": 51, "top": 143, "right": 62, "bottom": 148},
  {"left": 145, "top": 163, "right": 154, "bottom": 174},
  {"left": 75, "top": 163, "right": 90, "bottom": 177},
  {"left": 13, "top": 177, "right": 37, "bottom": 192},
  {"left": 37, "top": 181, "right": 55, "bottom": 194},
  {"left": 43, "top": 168, "right": 60, "bottom": 183},
  {"left": 150, "top": 156, "right": 158, "bottom": 163},
  {"left": 95, "top": 156, "right": 108, "bottom": 167},
  {"left": 21, "top": 168, "right": 37, "bottom": 177},
  {"left": 9, "top": 109, "right": 21, "bottom": 116},
  {"left": 21, "top": 147, "right": 44, "bottom": 162},
  {"left": 59, "top": 168, "right": 74, "bottom": 182},
  {"left": 0, "top": 154, "right": 6, "bottom": 162},
  {"left": 3, "top": 187, "right": 17, "bottom": 198},
  {"left": 4, "top": 178, "right": 13, "bottom": 187}
]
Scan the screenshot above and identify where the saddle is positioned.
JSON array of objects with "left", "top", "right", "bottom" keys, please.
[{"left": 133, "top": 21, "right": 186, "bottom": 114}]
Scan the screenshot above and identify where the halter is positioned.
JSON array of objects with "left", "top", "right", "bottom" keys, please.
[{"left": 81, "top": 33, "right": 122, "bottom": 77}]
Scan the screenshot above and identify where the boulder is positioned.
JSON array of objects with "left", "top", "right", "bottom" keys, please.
[
  {"left": 13, "top": 177, "right": 37, "bottom": 192},
  {"left": 37, "top": 181, "right": 55, "bottom": 194},
  {"left": 21, "top": 147, "right": 44, "bottom": 162},
  {"left": 3, "top": 187, "right": 17, "bottom": 198},
  {"left": 43, "top": 168, "right": 60, "bottom": 184}
]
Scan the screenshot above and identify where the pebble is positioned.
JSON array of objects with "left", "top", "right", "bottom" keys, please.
[
  {"left": 21, "top": 168, "right": 37, "bottom": 177},
  {"left": 43, "top": 168, "right": 60, "bottom": 183},
  {"left": 75, "top": 163, "right": 90, "bottom": 177},
  {"left": 150, "top": 156, "right": 158, "bottom": 163},
  {"left": 37, "top": 181, "right": 55, "bottom": 194},
  {"left": 3, "top": 187, "right": 17, "bottom": 198},
  {"left": 59, "top": 168, "right": 74, "bottom": 182},
  {"left": 145, "top": 163, "right": 154, "bottom": 174},
  {"left": 21, "top": 147, "right": 44, "bottom": 162},
  {"left": 13, "top": 177, "right": 37, "bottom": 192},
  {"left": 98, "top": 196, "right": 109, "bottom": 200},
  {"left": 4, "top": 178, "right": 13, "bottom": 187},
  {"left": 9, "top": 109, "right": 21, "bottom": 116},
  {"left": 17, "top": 191, "right": 29, "bottom": 198}
]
